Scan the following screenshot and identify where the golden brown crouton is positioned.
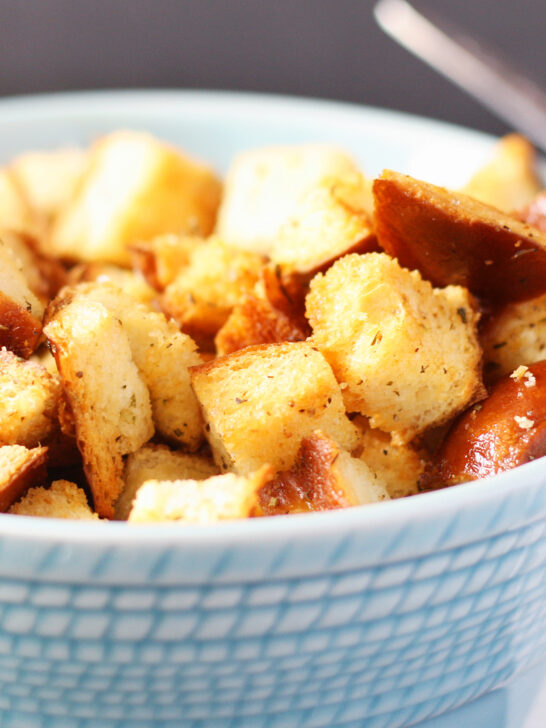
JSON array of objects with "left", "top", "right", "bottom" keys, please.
[
  {"left": 10, "top": 147, "right": 87, "bottom": 222},
  {"left": 0, "top": 237, "right": 44, "bottom": 358},
  {"left": 374, "top": 169, "right": 546, "bottom": 305},
  {"left": 461, "top": 135, "right": 540, "bottom": 213},
  {"left": 214, "top": 293, "right": 309, "bottom": 356},
  {"left": 216, "top": 145, "right": 364, "bottom": 255},
  {"left": 481, "top": 293, "right": 546, "bottom": 381},
  {"left": 53, "top": 282, "right": 203, "bottom": 449},
  {"left": 68, "top": 263, "right": 157, "bottom": 306},
  {"left": 190, "top": 342, "right": 359, "bottom": 474},
  {"left": 128, "top": 466, "right": 271, "bottom": 524},
  {"left": 161, "top": 237, "right": 264, "bottom": 347},
  {"left": 44, "top": 298, "right": 154, "bottom": 517},
  {"left": 9, "top": 479, "right": 98, "bottom": 520},
  {"left": 306, "top": 253, "right": 484, "bottom": 443},
  {"left": 352, "top": 415, "right": 427, "bottom": 498},
  {"left": 0, "top": 348, "right": 61, "bottom": 447},
  {"left": 215, "top": 260, "right": 310, "bottom": 355},
  {"left": 270, "top": 173, "right": 377, "bottom": 273},
  {"left": 116, "top": 443, "right": 219, "bottom": 519},
  {"left": 0, "top": 444, "right": 48, "bottom": 511},
  {"left": 49, "top": 131, "right": 222, "bottom": 266},
  {"left": 130, "top": 234, "right": 198, "bottom": 291},
  {"left": 257, "top": 431, "right": 389, "bottom": 516}
]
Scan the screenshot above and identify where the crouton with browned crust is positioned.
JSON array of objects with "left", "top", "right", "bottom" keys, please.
[
  {"left": 44, "top": 298, "right": 153, "bottom": 517},
  {"left": 307, "top": 252, "right": 484, "bottom": 443},
  {"left": 0, "top": 444, "right": 48, "bottom": 511},
  {"left": 190, "top": 341, "right": 359, "bottom": 474},
  {"left": 257, "top": 431, "right": 389, "bottom": 516}
]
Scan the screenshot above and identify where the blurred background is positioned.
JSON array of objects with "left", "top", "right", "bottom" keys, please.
[{"left": 0, "top": 0, "right": 544, "bottom": 138}]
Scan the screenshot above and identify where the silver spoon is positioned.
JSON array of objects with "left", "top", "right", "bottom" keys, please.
[{"left": 374, "top": 0, "right": 546, "bottom": 153}]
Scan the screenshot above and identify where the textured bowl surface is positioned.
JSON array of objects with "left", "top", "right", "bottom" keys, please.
[{"left": 1, "top": 90, "right": 546, "bottom": 728}]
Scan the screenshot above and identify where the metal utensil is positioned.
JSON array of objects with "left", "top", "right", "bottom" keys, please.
[{"left": 374, "top": 0, "right": 546, "bottom": 153}]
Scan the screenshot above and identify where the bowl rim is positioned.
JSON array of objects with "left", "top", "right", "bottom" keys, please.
[{"left": 0, "top": 87, "right": 544, "bottom": 546}]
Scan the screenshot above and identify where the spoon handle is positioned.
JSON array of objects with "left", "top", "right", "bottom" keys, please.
[{"left": 374, "top": 0, "right": 546, "bottom": 153}]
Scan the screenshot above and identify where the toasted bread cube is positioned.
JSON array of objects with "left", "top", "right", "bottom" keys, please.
[
  {"left": 374, "top": 169, "right": 546, "bottom": 305},
  {"left": 0, "top": 444, "right": 48, "bottom": 511},
  {"left": 128, "top": 466, "right": 270, "bottom": 524},
  {"left": 307, "top": 253, "right": 484, "bottom": 443},
  {"left": 44, "top": 298, "right": 153, "bottom": 518},
  {"left": 9, "top": 480, "right": 98, "bottom": 519},
  {"left": 190, "top": 342, "right": 359, "bottom": 474},
  {"left": 49, "top": 131, "right": 222, "bottom": 266},
  {"left": 54, "top": 282, "right": 203, "bottom": 449},
  {"left": 215, "top": 293, "right": 308, "bottom": 356},
  {"left": 0, "top": 348, "right": 61, "bottom": 447},
  {"left": 257, "top": 431, "right": 389, "bottom": 516},
  {"left": 216, "top": 145, "right": 363, "bottom": 255},
  {"left": 0, "top": 237, "right": 44, "bottom": 358},
  {"left": 10, "top": 147, "right": 87, "bottom": 221},
  {"left": 116, "top": 443, "right": 219, "bottom": 519},
  {"left": 270, "top": 173, "right": 376, "bottom": 273},
  {"left": 0, "top": 168, "right": 41, "bottom": 238},
  {"left": 352, "top": 415, "right": 426, "bottom": 498},
  {"left": 131, "top": 234, "right": 198, "bottom": 290},
  {"left": 461, "top": 134, "right": 540, "bottom": 213},
  {"left": 481, "top": 293, "right": 546, "bottom": 381},
  {"left": 161, "top": 237, "right": 264, "bottom": 346},
  {"left": 68, "top": 263, "right": 157, "bottom": 306}
]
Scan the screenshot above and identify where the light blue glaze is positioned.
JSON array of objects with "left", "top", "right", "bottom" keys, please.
[{"left": 0, "top": 90, "right": 545, "bottom": 727}]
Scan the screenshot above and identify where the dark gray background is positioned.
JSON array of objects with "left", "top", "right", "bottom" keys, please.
[{"left": 0, "top": 0, "right": 544, "bottom": 137}]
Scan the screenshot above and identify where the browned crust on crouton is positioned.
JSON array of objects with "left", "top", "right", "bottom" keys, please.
[
  {"left": 257, "top": 432, "right": 352, "bottom": 515},
  {"left": 0, "top": 445, "right": 48, "bottom": 512},
  {"left": 0, "top": 291, "right": 42, "bottom": 358},
  {"left": 374, "top": 170, "right": 546, "bottom": 304},
  {"left": 215, "top": 294, "right": 309, "bottom": 356}
]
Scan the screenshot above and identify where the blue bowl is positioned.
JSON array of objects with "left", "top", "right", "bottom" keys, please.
[{"left": 0, "top": 90, "right": 545, "bottom": 728}]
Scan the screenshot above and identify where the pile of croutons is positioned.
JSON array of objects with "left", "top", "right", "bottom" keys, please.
[{"left": 1, "top": 130, "right": 546, "bottom": 523}]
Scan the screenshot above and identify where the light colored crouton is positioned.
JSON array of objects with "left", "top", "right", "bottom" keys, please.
[
  {"left": 270, "top": 173, "right": 376, "bottom": 273},
  {"left": 215, "top": 144, "right": 364, "bottom": 255},
  {"left": 352, "top": 415, "right": 426, "bottom": 498},
  {"left": 257, "top": 431, "right": 389, "bottom": 515},
  {"left": 461, "top": 134, "right": 540, "bottom": 213},
  {"left": 0, "top": 348, "right": 61, "bottom": 447},
  {"left": 0, "top": 444, "right": 48, "bottom": 511},
  {"left": 49, "top": 130, "right": 222, "bottom": 266},
  {"left": 0, "top": 168, "right": 41, "bottom": 238},
  {"left": 307, "top": 252, "right": 484, "bottom": 443},
  {"left": 68, "top": 263, "right": 157, "bottom": 306},
  {"left": 116, "top": 443, "right": 219, "bottom": 520},
  {"left": 44, "top": 298, "right": 153, "bottom": 517},
  {"left": 10, "top": 147, "right": 87, "bottom": 222},
  {"left": 481, "top": 293, "right": 546, "bottom": 381},
  {"left": 161, "top": 236, "right": 264, "bottom": 347},
  {"left": 128, "top": 466, "right": 271, "bottom": 524},
  {"left": 0, "top": 237, "right": 44, "bottom": 358},
  {"left": 9, "top": 479, "right": 98, "bottom": 519},
  {"left": 190, "top": 341, "right": 359, "bottom": 474},
  {"left": 54, "top": 282, "right": 203, "bottom": 449}
]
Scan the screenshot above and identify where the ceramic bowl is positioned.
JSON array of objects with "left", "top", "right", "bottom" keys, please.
[{"left": 1, "top": 90, "right": 545, "bottom": 728}]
